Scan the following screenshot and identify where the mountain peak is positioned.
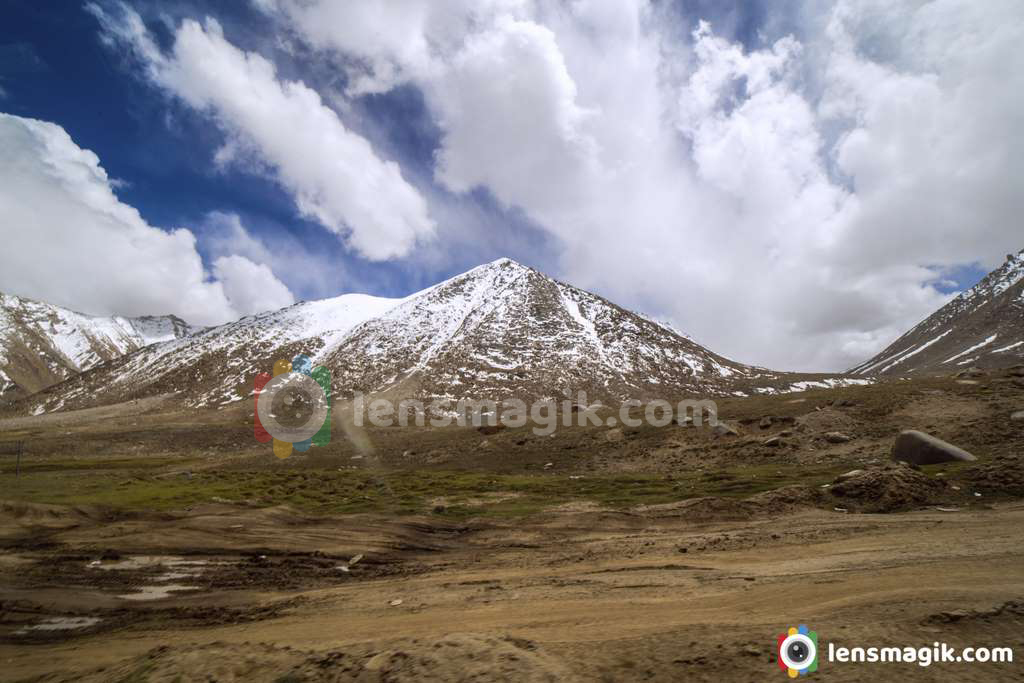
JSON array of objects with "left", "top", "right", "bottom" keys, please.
[
  {"left": 22, "top": 257, "right": 775, "bottom": 412},
  {"left": 472, "top": 256, "right": 530, "bottom": 273},
  {"left": 0, "top": 292, "right": 196, "bottom": 401}
]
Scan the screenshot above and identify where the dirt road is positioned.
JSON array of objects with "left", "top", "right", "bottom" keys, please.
[{"left": 2, "top": 501, "right": 1022, "bottom": 681}]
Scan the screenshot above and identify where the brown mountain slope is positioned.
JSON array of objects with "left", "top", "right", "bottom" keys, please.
[{"left": 850, "top": 249, "right": 1024, "bottom": 376}]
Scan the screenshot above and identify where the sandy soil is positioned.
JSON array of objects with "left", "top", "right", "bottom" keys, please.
[
  {"left": 1, "top": 499, "right": 1022, "bottom": 681},
  {"left": 1, "top": 370, "right": 1023, "bottom": 680}
]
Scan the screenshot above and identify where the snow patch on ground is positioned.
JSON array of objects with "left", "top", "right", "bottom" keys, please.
[{"left": 944, "top": 334, "right": 998, "bottom": 364}]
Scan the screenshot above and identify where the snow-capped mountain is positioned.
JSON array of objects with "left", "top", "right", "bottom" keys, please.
[
  {"left": 21, "top": 260, "right": 766, "bottom": 412},
  {"left": 21, "top": 258, "right": 869, "bottom": 414},
  {"left": 851, "top": 249, "right": 1024, "bottom": 376},
  {"left": 0, "top": 292, "right": 196, "bottom": 401},
  {"left": 322, "top": 258, "right": 766, "bottom": 405},
  {"left": 24, "top": 290, "right": 403, "bottom": 412}
]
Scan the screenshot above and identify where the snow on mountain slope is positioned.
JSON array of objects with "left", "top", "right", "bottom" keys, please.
[
  {"left": 0, "top": 292, "right": 196, "bottom": 400},
  {"left": 23, "top": 258, "right": 868, "bottom": 414},
  {"left": 851, "top": 249, "right": 1024, "bottom": 375},
  {"left": 27, "top": 292, "right": 402, "bottom": 411},
  {"left": 324, "top": 258, "right": 767, "bottom": 405}
]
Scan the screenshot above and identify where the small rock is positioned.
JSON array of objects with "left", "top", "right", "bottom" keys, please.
[
  {"left": 824, "top": 431, "right": 853, "bottom": 444},
  {"left": 389, "top": 599, "right": 403, "bottom": 607},
  {"left": 763, "top": 437, "right": 782, "bottom": 447},
  {"left": 712, "top": 423, "right": 739, "bottom": 438},
  {"left": 1007, "top": 365, "right": 1024, "bottom": 378},
  {"left": 742, "top": 645, "right": 762, "bottom": 657},
  {"left": 543, "top": 462, "right": 554, "bottom": 469},
  {"left": 938, "top": 609, "right": 970, "bottom": 623},
  {"left": 1011, "top": 411, "right": 1024, "bottom": 421},
  {"left": 834, "top": 469, "right": 865, "bottom": 483},
  {"left": 674, "top": 415, "right": 695, "bottom": 427},
  {"left": 605, "top": 428, "right": 625, "bottom": 442},
  {"left": 891, "top": 430, "right": 977, "bottom": 465},
  {"left": 833, "top": 398, "right": 856, "bottom": 407},
  {"left": 759, "top": 417, "right": 773, "bottom": 429},
  {"left": 364, "top": 652, "right": 393, "bottom": 671},
  {"left": 402, "top": 450, "right": 415, "bottom": 457},
  {"left": 349, "top": 553, "right": 364, "bottom": 566},
  {"left": 477, "top": 424, "right": 506, "bottom": 435},
  {"left": 955, "top": 367, "right": 985, "bottom": 379}
]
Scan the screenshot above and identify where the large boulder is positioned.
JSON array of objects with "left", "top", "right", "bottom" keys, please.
[{"left": 891, "top": 430, "right": 977, "bottom": 465}]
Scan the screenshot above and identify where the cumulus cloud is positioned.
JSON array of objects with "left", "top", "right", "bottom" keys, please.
[
  {"left": 212, "top": 254, "right": 294, "bottom": 316},
  {"left": 89, "top": 2, "right": 436, "bottom": 261},
  {"left": 258, "top": 0, "right": 1024, "bottom": 371},
  {"left": 200, "top": 210, "right": 275, "bottom": 267},
  {"left": 0, "top": 112, "right": 293, "bottom": 324}
]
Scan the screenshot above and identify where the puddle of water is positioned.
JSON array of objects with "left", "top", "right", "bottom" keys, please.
[
  {"left": 118, "top": 584, "right": 200, "bottom": 601},
  {"left": 15, "top": 616, "right": 101, "bottom": 635},
  {"left": 89, "top": 555, "right": 180, "bottom": 570},
  {"left": 88, "top": 556, "right": 213, "bottom": 571}
]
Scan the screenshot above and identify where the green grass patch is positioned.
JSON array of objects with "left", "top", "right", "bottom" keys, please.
[
  {"left": 0, "top": 461, "right": 850, "bottom": 518},
  {"left": 0, "top": 456, "right": 186, "bottom": 474}
]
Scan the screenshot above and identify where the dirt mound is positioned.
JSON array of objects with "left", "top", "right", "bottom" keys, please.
[
  {"left": 640, "top": 487, "right": 826, "bottom": 521},
  {"left": 299, "top": 634, "right": 574, "bottom": 682},
  {"left": 795, "top": 408, "right": 858, "bottom": 434},
  {"left": 639, "top": 496, "right": 759, "bottom": 521},
  {"left": 923, "top": 600, "right": 1024, "bottom": 625},
  {"left": 959, "top": 455, "right": 1024, "bottom": 496},
  {"left": 828, "top": 463, "right": 948, "bottom": 512},
  {"left": 80, "top": 634, "right": 574, "bottom": 682},
  {"left": 747, "top": 485, "right": 828, "bottom": 512}
]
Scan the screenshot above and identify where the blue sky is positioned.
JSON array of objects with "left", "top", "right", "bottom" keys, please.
[
  {"left": 1, "top": 0, "right": 1019, "bottom": 370},
  {"left": 0, "top": 0, "right": 811, "bottom": 301}
]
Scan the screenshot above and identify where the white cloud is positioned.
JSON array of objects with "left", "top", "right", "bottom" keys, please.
[
  {"left": 259, "top": 0, "right": 1024, "bottom": 371},
  {"left": 0, "top": 112, "right": 293, "bottom": 324},
  {"left": 90, "top": 3, "right": 436, "bottom": 261},
  {"left": 212, "top": 254, "right": 294, "bottom": 316},
  {"left": 200, "top": 210, "right": 274, "bottom": 266},
  {"left": 429, "top": 15, "right": 599, "bottom": 214}
]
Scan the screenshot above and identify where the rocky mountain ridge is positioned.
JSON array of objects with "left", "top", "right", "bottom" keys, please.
[
  {"left": 0, "top": 292, "right": 196, "bottom": 402},
  {"left": 19, "top": 259, "right": 870, "bottom": 414},
  {"left": 851, "top": 249, "right": 1024, "bottom": 376}
]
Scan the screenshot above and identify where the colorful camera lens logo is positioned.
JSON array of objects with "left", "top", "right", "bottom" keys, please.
[
  {"left": 254, "top": 354, "right": 331, "bottom": 459},
  {"left": 777, "top": 625, "right": 818, "bottom": 677}
]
